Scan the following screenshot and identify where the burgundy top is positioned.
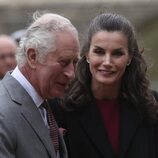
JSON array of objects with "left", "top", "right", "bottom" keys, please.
[{"left": 96, "top": 99, "right": 120, "bottom": 155}]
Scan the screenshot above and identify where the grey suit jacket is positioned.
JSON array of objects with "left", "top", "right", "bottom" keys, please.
[{"left": 0, "top": 73, "right": 68, "bottom": 158}]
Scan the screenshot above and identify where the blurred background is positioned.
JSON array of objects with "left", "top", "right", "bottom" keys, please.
[{"left": 0, "top": 0, "right": 157, "bottom": 90}]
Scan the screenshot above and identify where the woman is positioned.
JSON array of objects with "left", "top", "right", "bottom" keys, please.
[{"left": 50, "top": 13, "right": 158, "bottom": 158}]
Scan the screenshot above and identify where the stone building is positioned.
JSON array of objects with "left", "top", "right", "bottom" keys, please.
[{"left": 0, "top": 0, "right": 158, "bottom": 88}]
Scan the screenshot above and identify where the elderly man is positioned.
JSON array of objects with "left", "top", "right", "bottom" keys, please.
[
  {"left": 0, "top": 35, "right": 17, "bottom": 79},
  {"left": 0, "top": 12, "right": 79, "bottom": 158}
]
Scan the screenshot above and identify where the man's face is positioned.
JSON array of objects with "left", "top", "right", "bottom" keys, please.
[
  {"left": 0, "top": 38, "right": 17, "bottom": 78},
  {"left": 32, "top": 32, "right": 79, "bottom": 99}
]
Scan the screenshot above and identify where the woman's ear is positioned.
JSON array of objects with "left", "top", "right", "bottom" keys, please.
[{"left": 27, "top": 48, "right": 37, "bottom": 69}]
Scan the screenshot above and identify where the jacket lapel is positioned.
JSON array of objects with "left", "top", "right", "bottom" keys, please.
[
  {"left": 77, "top": 102, "right": 115, "bottom": 158},
  {"left": 3, "top": 73, "right": 55, "bottom": 158},
  {"left": 119, "top": 102, "right": 142, "bottom": 158},
  {"left": 21, "top": 98, "right": 56, "bottom": 158},
  {"left": 74, "top": 99, "right": 142, "bottom": 158},
  {"left": 58, "top": 132, "right": 68, "bottom": 158}
]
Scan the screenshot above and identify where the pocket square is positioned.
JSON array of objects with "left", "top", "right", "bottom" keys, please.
[{"left": 59, "top": 128, "right": 67, "bottom": 136}]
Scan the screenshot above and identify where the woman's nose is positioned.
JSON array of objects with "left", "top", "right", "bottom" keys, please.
[{"left": 102, "top": 54, "right": 112, "bottom": 65}]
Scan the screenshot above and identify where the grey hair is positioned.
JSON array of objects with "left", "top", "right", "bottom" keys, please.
[{"left": 16, "top": 11, "right": 78, "bottom": 67}]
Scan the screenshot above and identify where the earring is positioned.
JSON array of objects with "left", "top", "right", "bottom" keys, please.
[
  {"left": 86, "top": 58, "right": 90, "bottom": 63},
  {"left": 126, "top": 62, "right": 130, "bottom": 66}
]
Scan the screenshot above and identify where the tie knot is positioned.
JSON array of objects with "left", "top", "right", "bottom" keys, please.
[{"left": 41, "top": 100, "right": 49, "bottom": 110}]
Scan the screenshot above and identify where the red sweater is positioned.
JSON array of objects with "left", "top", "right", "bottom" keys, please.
[{"left": 96, "top": 99, "right": 120, "bottom": 155}]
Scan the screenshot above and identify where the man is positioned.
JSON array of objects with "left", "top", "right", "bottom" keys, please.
[
  {"left": 0, "top": 12, "right": 80, "bottom": 158},
  {"left": 0, "top": 35, "right": 17, "bottom": 79}
]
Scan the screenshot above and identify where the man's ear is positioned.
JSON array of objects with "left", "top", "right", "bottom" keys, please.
[{"left": 27, "top": 48, "right": 37, "bottom": 69}]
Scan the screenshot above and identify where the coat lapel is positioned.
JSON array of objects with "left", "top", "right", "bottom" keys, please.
[
  {"left": 119, "top": 102, "right": 142, "bottom": 158},
  {"left": 3, "top": 73, "right": 55, "bottom": 158},
  {"left": 74, "top": 99, "right": 143, "bottom": 158},
  {"left": 58, "top": 132, "right": 68, "bottom": 158},
  {"left": 21, "top": 98, "right": 56, "bottom": 158},
  {"left": 77, "top": 102, "right": 115, "bottom": 158}
]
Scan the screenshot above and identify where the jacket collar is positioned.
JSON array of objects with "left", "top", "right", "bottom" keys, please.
[
  {"left": 73, "top": 99, "right": 142, "bottom": 158},
  {"left": 2, "top": 73, "right": 56, "bottom": 158},
  {"left": 119, "top": 101, "right": 142, "bottom": 158}
]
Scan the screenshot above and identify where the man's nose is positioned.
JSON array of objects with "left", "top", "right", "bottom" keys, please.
[{"left": 64, "top": 63, "right": 75, "bottom": 80}]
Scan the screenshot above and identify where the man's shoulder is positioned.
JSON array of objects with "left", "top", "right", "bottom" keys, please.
[
  {"left": 0, "top": 74, "right": 21, "bottom": 116},
  {"left": 0, "top": 88, "right": 18, "bottom": 114},
  {"left": 0, "top": 79, "right": 10, "bottom": 100}
]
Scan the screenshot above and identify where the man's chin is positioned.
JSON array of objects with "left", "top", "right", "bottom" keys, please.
[{"left": 51, "top": 90, "right": 65, "bottom": 98}]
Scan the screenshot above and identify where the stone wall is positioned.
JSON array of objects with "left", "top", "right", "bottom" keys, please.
[
  {"left": 0, "top": 2, "right": 158, "bottom": 35},
  {"left": 0, "top": 1, "right": 158, "bottom": 88}
]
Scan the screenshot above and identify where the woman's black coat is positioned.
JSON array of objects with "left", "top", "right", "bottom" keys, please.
[{"left": 50, "top": 96, "right": 158, "bottom": 158}]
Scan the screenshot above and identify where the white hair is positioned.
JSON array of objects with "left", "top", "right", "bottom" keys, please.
[{"left": 16, "top": 11, "right": 79, "bottom": 67}]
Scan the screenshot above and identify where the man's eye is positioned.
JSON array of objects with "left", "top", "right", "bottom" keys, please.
[
  {"left": 9, "top": 54, "right": 15, "bottom": 58},
  {"left": 0, "top": 55, "right": 6, "bottom": 60},
  {"left": 60, "top": 60, "right": 69, "bottom": 67},
  {"left": 59, "top": 59, "right": 78, "bottom": 68},
  {"left": 73, "top": 59, "right": 78, "bottom": 66},
  {"left": 0, "top": 54, "right": 15, "bottom": 60}
]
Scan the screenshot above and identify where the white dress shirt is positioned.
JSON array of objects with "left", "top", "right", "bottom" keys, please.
[{"left": 11, "top": 66, "right": 48, "bottom": 127}]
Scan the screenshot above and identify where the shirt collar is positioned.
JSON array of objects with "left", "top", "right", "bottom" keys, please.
[{"left": 11, "top": 66, "right": 43, "bottom": 108}]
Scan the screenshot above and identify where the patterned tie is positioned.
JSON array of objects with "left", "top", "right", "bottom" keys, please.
[{"left": 42, "top": 100, "right": 59, "bottom": 154}]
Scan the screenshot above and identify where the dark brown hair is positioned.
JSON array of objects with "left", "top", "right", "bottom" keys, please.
[{"left": 62, "top": 13, "right": 158, "bottom": 120}]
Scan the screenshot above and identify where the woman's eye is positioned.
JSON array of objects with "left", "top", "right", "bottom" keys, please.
[
  {"left": 113, "top": 50, "right": 124, "bottom": 56},
  {"left": 94, "top": 48, "right": 104, "bottom": 55}
]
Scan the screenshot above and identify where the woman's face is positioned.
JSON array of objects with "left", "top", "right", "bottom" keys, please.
[{"left": 87, "top": 30, "right": 132, "bottom": 89}]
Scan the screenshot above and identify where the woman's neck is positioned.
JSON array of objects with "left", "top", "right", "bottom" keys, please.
[{"left": 92, "top": 83, "right": 120, "bottom": 100}]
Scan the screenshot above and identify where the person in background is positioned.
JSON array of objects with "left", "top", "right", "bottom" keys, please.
[
  {"left": 0, "top": 35, "right": 17, "bottom": 79},
  {"left": 50, "top": 13, "right": 158, "bottom": 158},
  {"left": 11, "top": 29, "right": 26, "bottom": 45},
  {"left": 0, "top": 11, "right": 79, "bottom": 158}
]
